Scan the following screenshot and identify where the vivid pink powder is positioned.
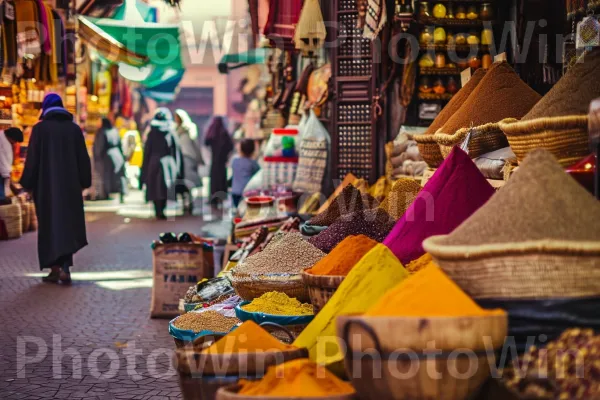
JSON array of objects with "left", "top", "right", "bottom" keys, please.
[{"left": 383, "top": 147, "right": 495, "bottom": 265}]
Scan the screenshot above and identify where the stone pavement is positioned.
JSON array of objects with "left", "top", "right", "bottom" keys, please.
[{"left": 0, "top": 195, "right": 230, "bottom": 399}]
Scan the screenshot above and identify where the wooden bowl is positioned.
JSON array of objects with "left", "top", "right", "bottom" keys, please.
[
  {"left": 336, "top": 314, "right": 508, "bottom": 400},
  {"left": 301, "top": 271, "right": 345, "bottom": 314},
  {"left": 216, "top": 384, "right": 357, "bottom": 400}
]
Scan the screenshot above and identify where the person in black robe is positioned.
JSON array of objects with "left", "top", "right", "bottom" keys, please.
[
  {"left": 93, "top": 118, "right": 126, "bottom": 203},
  {"left": 20, "top": 93, "right": 92, "bottom": 284},
  {"left": 204, "top": 116, "right": 233, "bottom": 210},
  {"left": 140, "top": 108, "right": 183, "bottom": 220}
]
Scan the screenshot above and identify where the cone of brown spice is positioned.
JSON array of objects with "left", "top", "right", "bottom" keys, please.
[
  {"left": 433, "top": 149, "right": 600, "bottom": 247},
  {"left": 308, "top": 208, "right": 396, "bottom": 253},
  {"left": 309, "top": 185, "right": 376, "bottom": 226},
  {"left": 523, "top": 48, "right": 600, "bottom": 120},
  {"left": 437, "top": 62, "right": 541, "bottom": 135},
  {"left": 415, "top": 69, "right": 488, "bottom": 167},
  {"left": 378, "top": 178, "right": 422, "bottom": 220}
]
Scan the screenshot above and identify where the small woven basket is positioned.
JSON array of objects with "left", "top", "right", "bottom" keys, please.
[
  {"left": 423, "top": 237, "right": 600, "bottom": 300},
  {"left": 230, "top": 273, "right": 310, "bottom": 303},
  {"left": 498, "top": 115, "right": 589, "bottom": 167},
  {"left": 414, "top": 133, "right": 444, "bottom": 168},
  {"left": 301, "top": 271, "right": 345, "bottom": 314},
  {"left": 19, "top": 200, "right": 31, "bottom": 233},
  {"left": 434, "top": 122, "right": 509, "bottom": 159},
  {"left": 0, "top": 203, "right": 22, "bottom": 240}
]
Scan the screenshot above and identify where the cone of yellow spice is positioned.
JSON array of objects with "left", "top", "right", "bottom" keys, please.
[
  {"left": 235, "top": 359, "right": 355, "bottom": 397},
  {"left": 203, "top": 321, "right": 297, "bottom": 354},
  {"left": 242, "top": 292, "right": 313, "bottom": 316},
  {"left": 366, "top": 264, "right": 504, "bottom": 317}
]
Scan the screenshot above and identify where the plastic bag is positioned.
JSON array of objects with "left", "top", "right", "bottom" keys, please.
[
  {"left": 293, "top": 110, "right": 331, "bottom": 194},
  {"left": 263, "top": 128, "right": 299, "bottom": 158}
]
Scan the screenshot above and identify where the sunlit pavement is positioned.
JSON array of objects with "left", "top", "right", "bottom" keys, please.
[{"left": 0, "top": 192, "right": 230, "bottom": 399}]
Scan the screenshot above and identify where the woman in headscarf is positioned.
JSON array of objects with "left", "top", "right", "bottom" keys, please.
[
  {"left": 174, "top": 109, "right": 204, "bottom": 215},
  {"left": 204, "top": 116, "right": 233, "bottom": 210},
  {"left": 140, "top": 108, "right": 184, "bottom": 220},
  {"left": 20, "top": 93, "right": 92, "bottom": 284},
  {"left": 93, "top": 117, "right": 126, "bottom": 203}
]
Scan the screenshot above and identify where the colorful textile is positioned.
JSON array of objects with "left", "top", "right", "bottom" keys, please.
[
  {"left": 262, "top": 157, "right": 298, "bottom": 187},
  {"left": 363, "top": 0, "right": 387, "bottom": 40},
  {"left": 263, "top": 0, "right": 303, "bottom": 40},
  {"left": 383, "top": 147, "right": 495, "bottom": 265},
  {"left": 15, "top": 0, "right": 41, "bottom": 59},
  {"left": 293, "top": 138, "right": 328, "bottom": 193}
]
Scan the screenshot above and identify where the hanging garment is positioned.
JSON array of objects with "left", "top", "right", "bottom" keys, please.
[
  {"left": 2, "top": 0, "right": 18, "bottom": 75},
  {"left": 15, "top": 0, "right": 41, "bottom": 59},
  {"left": 363, "top": 0, "right": 387, "bottom": 40}
]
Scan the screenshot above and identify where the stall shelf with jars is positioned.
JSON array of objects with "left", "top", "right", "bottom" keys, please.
[{"left": 416, "top": 0, "right": 498, "bottom": 122}]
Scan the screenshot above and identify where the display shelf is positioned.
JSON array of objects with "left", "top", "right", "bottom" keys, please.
[
  {"left": 419, "top": 43, "right": 490, "bottom": 52},
  {"left": 419, "top": 17, "right": 492, "bottom": 27},
  {"left": 336, "top": 55, "right": 374, "bottom": 60},
  {"left": 419, "top": 67, "right": 462, "bottom": 75},
  {"left": 418, "top": 92, "right": 454, "bottom": 101}
]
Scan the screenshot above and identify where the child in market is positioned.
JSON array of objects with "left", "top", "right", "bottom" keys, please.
[
  {"left": 231, "top": 139, "right": 260, "bottom": 209},
  {"left": 0, "top": 127, "right": 23, "bottom": 200}
]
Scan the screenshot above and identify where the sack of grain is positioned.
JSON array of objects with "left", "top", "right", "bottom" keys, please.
[{"left": 150, "top": 243, "right": 215, "bottom": 318}]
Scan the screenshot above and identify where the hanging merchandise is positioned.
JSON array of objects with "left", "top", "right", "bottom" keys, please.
[
  {"left": 363, "top": 0, "right": 387, "bottom": 40},
  {"left": 576, "top": 13, "right": 600, "bottom": 49},
  {"left": 15, "top": 0, "right": 41, "bottom": 60},
  {"left": 292, "top": 110, "right": 331, "bottom": 194},
  {"left": 294, "top": 0, "right": 326, "bottom": 56}
]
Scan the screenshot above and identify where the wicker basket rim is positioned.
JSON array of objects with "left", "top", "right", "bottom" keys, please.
[
  {"left": 413, "top": 134, "right": 438, "bottom": 144},
  {"left": 498, "top": 115, "right": 589, "bottom": 135},
  {"left": 230, "top": 272, "right": 303, "bottom": 282},
  {"left": 217, "top": 385, "right": 356, "bottom": 399},
  {"left": 433, "top": 122, "right": 502, "bottom": 145},
  {"left": 301, "top": 270, "right": 346, "bottom": 279},
  {"left": 423, "top": 236, "right": 600, "bottom": 259}
]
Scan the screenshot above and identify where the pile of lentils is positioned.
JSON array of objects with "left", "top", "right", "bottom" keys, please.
[
  {"left": 503, "top": 328, "right": 600, "bottom": 399},
  {"left": 308, "top": 208, "right": 396, "bottom": 253},
  {"left": 234, "top": 232, "right": 325, "bottom": 276},
  {"left": 173, "top": 310, "right": 240, "bottom": 333}
]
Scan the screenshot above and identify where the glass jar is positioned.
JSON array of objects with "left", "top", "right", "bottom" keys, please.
[
  {"left": 435, "top": 52, "right": 447, "bottom": 68},
  {"left": 446, "top": 3, "right": 455, "bottom": 18},
  {"left": 446, "top": 76, "right": 459, "bottom": 94},
  {"left": 420, "top": 26, "right": 434, "bottom": 45},
  {"left": 467, "top": 5, "right": 479, "bottom": 20},
  {"left": 481, "top": 28, "right": 494, "bottom": 45},
  {"left": 480, "top": 3, "right": 494, "bottom": 20},
  {"left": 456, "top": 5, "right": 466, "bottom": 19},
  {"left": 419, "top": 1, "right": 431, "bottom": 17},
  {"left": 433, "top": 78, "right": 447, "bottom": 94},
  {"left": 419, "top": 77, "right": 433, "bottom": 93}
]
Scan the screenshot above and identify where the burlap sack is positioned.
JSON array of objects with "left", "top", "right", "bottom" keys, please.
[{"left": 150, "top": 243, "right": 214, "bottom": 318}]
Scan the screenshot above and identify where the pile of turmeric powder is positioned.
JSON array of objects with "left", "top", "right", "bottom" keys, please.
[
  {"left": 366, "top": 264, "right": 504, "bottom": 317},
  {"left": 242, "top": 292, "right": 313, "bottom": 316},
  {"left": 237, "top": 359, "right": 355, "bottom": 397},
  {"left": 203, "top": 321, "right": 296, "bottom": 354},
  {"left": 305, "top": 235, "right": 378, "bottom": 276}
]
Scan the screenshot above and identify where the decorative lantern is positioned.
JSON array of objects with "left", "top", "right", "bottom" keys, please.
[{"left": 294, "top": 0, "right": 327, "bottom": 56}]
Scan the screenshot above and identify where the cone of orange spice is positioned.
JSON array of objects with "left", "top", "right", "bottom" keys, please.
[{"left": 305, "top": 235, "right": 378, "bottom": 276}]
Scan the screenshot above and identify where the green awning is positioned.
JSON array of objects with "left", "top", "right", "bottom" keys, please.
[
  {"left": 218, "top": 48, "right": 268, "bottom": 74},
  {"left": 79, "top": 15, "right": 183, "bottom": 70}
]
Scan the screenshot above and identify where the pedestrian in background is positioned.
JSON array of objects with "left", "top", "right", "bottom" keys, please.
[
  {"left": 140, "top": 108, "right": 183, "bottom": 220},
  {"left": 204, "top": 116, "right": 233, "bottom": 212},
  {"left": 93, "top": 118, "right": 126, "bottom": 203},
  {"left": 174, "top": 109, "right": 204, "bottom": 215},
  {"left": 0, "top": 127, "right": 23, "bottom": 201},
  {"left": 231, "top": 139, "right": 259, "bottom": 209},
  {"left": 20, "top": 93, "right": 91, "bottom": 284}
]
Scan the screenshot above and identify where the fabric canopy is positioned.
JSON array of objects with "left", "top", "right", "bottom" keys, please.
[
  {"left": 79, "top": 16, "right": 183, "bottom": 70},
  {"left": 111, "top": 0, "right": 157, "bottom": 22},
  {"left": 139, "top": 69, "right": 185, "bottom": 103},
  {"left": 118, "top": 63, "right": 184, "bottom": 88},
  {"left": 218, "top": 48, "right": 268, "bottom": 74}
]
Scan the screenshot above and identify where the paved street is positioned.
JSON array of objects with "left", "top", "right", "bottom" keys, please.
[{"left": 0, "top": 194, "right": 229, "bottom": 399}]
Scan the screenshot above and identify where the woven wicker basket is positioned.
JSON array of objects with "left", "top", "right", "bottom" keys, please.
[
  {"left": 19, "top": 201, "right": 31, "bottom": 233},
  {"left": 301, "top": 271, "right": 345, "bottom": 314},
  {"left": 498, "top": 116, "right": 589, "bottom": 167},
  {"left": 434, "top": 122, "right": 509, "bottom": 159},
  {"left": 0, "top": 203, "right": 22, "bottom": 240},
  {"left": 414, "top": 134, "right": 444, "bottom": 168},
  {"left": 423, "top": 237, "right": 600, "bottom": 299},
  {"left": 230, "top": 273, "right": 309, "bottom": 302}
]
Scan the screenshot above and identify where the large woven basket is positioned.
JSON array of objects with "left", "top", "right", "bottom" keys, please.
[
  {"left": 423, "top": 237, "right": 600, "bottom": 299},
  {"left": 301, "top": 271, "right": 345, "bottom": 314},
  {"left": 414, "top": 134, "right": 444, "bottom": 168},
  {"left": 0, "top": 203, "right": 22, "bottom": 240},
  {"left": 498, "top": 116, "right": 589, "bottom": 167},
  {"left": 19, "top": 200, "right": 31, "bottom": 233},
  {"left": 230, "top": 273, "right": 310, "bottom": 303},
  {"left": 434, "top": 122, "right": 509, "bottom": 159},
  {"left": 28, "top": 202, "right": 38, "bottom": 231}
]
